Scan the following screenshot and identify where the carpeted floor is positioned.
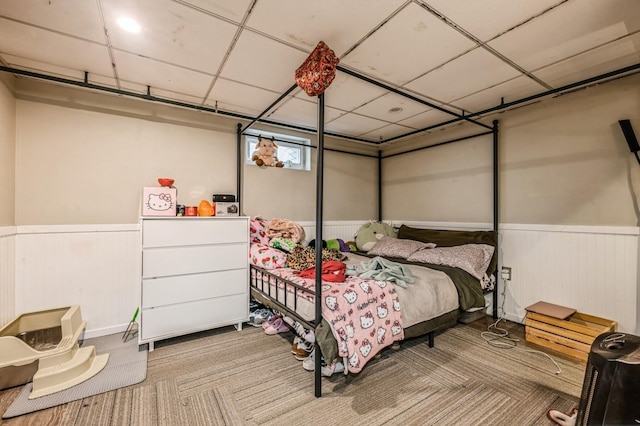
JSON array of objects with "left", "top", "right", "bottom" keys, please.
[{"left": 0, "top": 318, "right": 585, "bottom": 425}]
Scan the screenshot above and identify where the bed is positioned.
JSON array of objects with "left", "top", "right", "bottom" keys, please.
[
  {"left": 248, "top": 221, "right": 497, "bottom": 376},
  {"left": 238, "top": 42, "right": 500, "bottom": 397}
]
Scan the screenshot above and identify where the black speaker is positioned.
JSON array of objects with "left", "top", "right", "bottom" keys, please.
[{"left": 618, "top": 119, "right": 640, "bottom": 153}]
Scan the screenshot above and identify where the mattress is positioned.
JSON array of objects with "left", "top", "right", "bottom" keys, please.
[{"left": 250, "top": 253, "right": 460, "bottom": 327}]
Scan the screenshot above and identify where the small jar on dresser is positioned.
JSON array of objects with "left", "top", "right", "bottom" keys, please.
[{"left": 139, "top": 216, "right": 249, "bottom": 351}]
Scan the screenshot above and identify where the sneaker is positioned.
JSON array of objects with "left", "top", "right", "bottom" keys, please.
[
  {"left": 294, "top": 340, "right": 314, "bottom": 360},
  {"left": 302, "top": 348, "right": 319, "bottom": 371},
  {"left": 291, "top": 336, "right": 302, "bottom": 354},
  {"left": 247, "top": 309, "right": 263, "bottom": 327},
  {"left": 321, "top": 361, "right": 345, "bottom": 377},
  {"left": 252, "top": 309, "right": 271, "bottom": 326}
]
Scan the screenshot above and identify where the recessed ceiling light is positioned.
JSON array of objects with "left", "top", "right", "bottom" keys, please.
[
  {"left": 117, "top": 17, "right": 141, "bottom": 33},
  {"left": 389, "top": 107, "right": 403, "bottom": 114}
]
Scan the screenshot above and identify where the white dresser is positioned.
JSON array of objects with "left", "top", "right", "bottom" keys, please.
[{"left": 139, "top": 216, "right": 249, "bottom": 351}]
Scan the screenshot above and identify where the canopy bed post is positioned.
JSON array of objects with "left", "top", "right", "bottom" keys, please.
[
  {"left": 492, "top": 119, "right": 499, "bottom": 320},
  {"left": 237, "top": 123, "right": 242, "bottom": 213},
  {"left": 378, "top": 150, "right": 382, "bottom": 221},
  {"left": 314, "top": 92, "right": 326, "bottom": 397}
]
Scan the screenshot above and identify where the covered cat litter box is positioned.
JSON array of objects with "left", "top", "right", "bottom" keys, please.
[{"left": 0, "top": 305, "right": 109, "bottom": 399}]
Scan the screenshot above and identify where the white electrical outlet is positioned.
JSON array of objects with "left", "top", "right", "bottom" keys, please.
[{"left": 501, "top": 266, "right": 512, "bottom": 281}]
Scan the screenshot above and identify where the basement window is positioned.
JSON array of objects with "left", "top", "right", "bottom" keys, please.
[{"left": 245, "top": 131, "right": 310, "bottom": 171}]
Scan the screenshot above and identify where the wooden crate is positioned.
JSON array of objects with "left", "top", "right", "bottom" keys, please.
[{"left": 525, "top": 311, "right": 617, "bottom": 361}]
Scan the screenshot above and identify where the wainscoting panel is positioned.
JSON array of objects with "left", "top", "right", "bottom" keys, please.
[
  {"left": 499, "top": 224, "right": 639, "bottom": 333},
  {"left": 15, "top": 225, "right": 140, "bottom": 338},
  {"left": 299, "top": 221, "right": 364, "bottom": 242},
  {"left": 7, "top": 221, "right": 639, "bottom": 337},
  {"left": 0, "top": 227, "right": 16, "bottom": 327}
]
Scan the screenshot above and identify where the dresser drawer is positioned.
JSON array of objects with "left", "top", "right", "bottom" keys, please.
[
  {"left": 142, "top": 217, "right": 248, "bottom": 248},
  {"left": 142, "top": 269, "right": 247, "bottom": 308},
  {"left": 143, "top": 243, "right": 247, "bottom": 278},
  {"left": 141, "top": 294, "right": 248, "bottom": 340}
]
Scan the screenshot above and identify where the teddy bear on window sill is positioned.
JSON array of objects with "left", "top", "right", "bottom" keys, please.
[{"left": 252, "top": 136, "right": 284, "bottom": 168}]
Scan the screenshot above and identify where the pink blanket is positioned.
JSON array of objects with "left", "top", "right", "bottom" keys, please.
[{"left": 322, "top": 277, "right": 404, "bottom": 373}]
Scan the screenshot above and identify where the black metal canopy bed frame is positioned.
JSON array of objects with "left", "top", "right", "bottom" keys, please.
[{"left": 238, "top": 62, "right": 500, "bottom": 397}]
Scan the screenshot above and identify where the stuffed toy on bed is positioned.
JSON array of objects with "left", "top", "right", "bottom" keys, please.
[
  {"left": 355, "top": 221, "right": 397, "bottom": 252},
  {"left": 309, "top": 238, "right": 356, "bottom": 253},
  {"left": 251, "top": 136, "right": 284, "bottom": 168}
]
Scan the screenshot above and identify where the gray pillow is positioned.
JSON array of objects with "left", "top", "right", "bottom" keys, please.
[
  {"left": 368, "top": 235, "right": 435, "bottom": 259},
  {"left": 407, "top": 244, "right": 495, "bottom": 280}
]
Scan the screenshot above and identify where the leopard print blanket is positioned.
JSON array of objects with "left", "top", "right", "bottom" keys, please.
[{"left": 287, "top": 245, "right": 347, "bottom": 271}]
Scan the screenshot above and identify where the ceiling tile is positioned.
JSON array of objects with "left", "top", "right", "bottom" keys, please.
[
  {"left": 0, "top": 19, "right": 114, "bottom": 77},
  {"left": 488, "top": 0, "right": 640, "bottom": 71},
  {"left": 0, "top": 0, "right": 105, "bottom": 43},
  {"left": 246, "top": 0, "right": 407, "bottom": 55},
  {"left": 220, "top": 30, "right": 308, "bottom": 93},
  {"left": 341, "top": 2, "right": 477, "bottom": 85},
  {"left": 113, "top": 50, "right": 214, "bottom": 98},
  {"left": 397, "top": 108, "right": 460, "bottom": 130},
  {"left": 91, "top": 74, "right": 145, "bottom": 93},
  {"left": 405, "top": 47, "right": 522, "bottom": 103},
  {"left": 1, "top": 54, "right": 89, "bottom": 82},
  {"left": 206, "top": 78, "right": 284, "bottom": 117},
  {"left": 422, "top": 0, "right": 563, "bottom": 41},
  {"left": 173, "top": 0, "right": 253, "bottom": 23},
  {"left": 448, "top": 76, "right": 547, "bottom": 114},
  {"left": 266, "top": 97, "right": 344, "bottom": 130},
  {"left": 1, "top": 0, "right": 637, "bottom": 144},
  {"left": 353, "top": 92, "right": 432, "bottom": 123},
  {"left": 533, "top": 33, "right": 640, "bottom": 88},
  {"left": 325, "top": 112, "right": 389, "bottom": 138},
  {"left": 298, "top": 72, "right": 387, "bottom": 113},
  {"left": 101, "top": 0, "right": 239, "bottom": 74},
  {"left": 148, "top": 87, "right": 207, "bottom": 106},
  {"left": 360, "top": 123, "right": 416, "bottom": 141}
]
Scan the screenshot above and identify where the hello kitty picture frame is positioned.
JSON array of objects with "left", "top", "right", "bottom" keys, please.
[{"left": 142, "top": 187, "right": 176, "bottom": 216}]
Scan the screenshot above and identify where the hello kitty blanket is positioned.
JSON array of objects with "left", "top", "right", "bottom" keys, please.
[{"left": 322, "top": 276, "right": 404, "bottom": 373}]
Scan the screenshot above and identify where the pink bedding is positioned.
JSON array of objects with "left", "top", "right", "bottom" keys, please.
[
  {"left": 251, "top": 266, "right": 404, "bottom": 373},
  {"left": 322, "top": 277, "right": 404, "bottom": 373}
]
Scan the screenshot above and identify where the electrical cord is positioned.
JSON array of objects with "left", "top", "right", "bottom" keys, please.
[{"left": 481, "top": 277, "right": 562, "bottom": 375}]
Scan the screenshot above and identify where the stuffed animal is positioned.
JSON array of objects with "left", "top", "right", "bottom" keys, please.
[
  {"left": 251, "top": 136, "right": 284, "bottom": 168},
  {"left": 309, "top": 238, "right": 355, "bottom": 253},
  {"left": 355, "top": 221, "right": 397, "bottom": 252}
]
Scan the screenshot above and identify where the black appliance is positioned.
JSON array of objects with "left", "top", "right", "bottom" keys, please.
[{"left": 576, "top": 331, "right": 640, "bottom": 425}]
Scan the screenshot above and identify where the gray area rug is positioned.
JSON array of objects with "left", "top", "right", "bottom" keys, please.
[{"left": 2, "top": 332, "right": 147, "bottom": 419}]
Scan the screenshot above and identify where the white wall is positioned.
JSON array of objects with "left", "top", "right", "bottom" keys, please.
[
  {"left": 0, "top": 76, "right": 15, "bottom": 226},
  {"left": 14, "top": 224, "right": 139, "bottom": 338},
  {"left": 384, "top": 74, "right": 640, "bottom": 334},
  {"left": 14, "top": 79, "right": 380, "bottom": 225},
  {"left": 0, "top": 77, "right": 16, "bottom": 324},
  {"left": 15, "top": 100, "right": 238, "bottom": 225},
  {"left": 0, "top": 228, "right": 15, "bottom": 325},
  {"left": 499, "top": 224, "right": 638, "bottom": 333}
]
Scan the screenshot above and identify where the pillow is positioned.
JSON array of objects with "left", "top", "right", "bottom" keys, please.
[
  {"left": 367, "top": 235, "right": 435, "bottom": 259},
  {"left": 250, "top": 243, "right": 287, "bottom": 270},
  {"left": 407, "top": 244, "right": 495, "bottom": 280},
  {"left": 398, "top": 225, "right": 498, "bottom": 275},
  {"left": 250, "top": 217, "right": 270, "bottom": 245}
]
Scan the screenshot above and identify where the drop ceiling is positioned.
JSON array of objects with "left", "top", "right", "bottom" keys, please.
[{"left": 0, "top": 0, "right": 639, "bottom": 144}]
